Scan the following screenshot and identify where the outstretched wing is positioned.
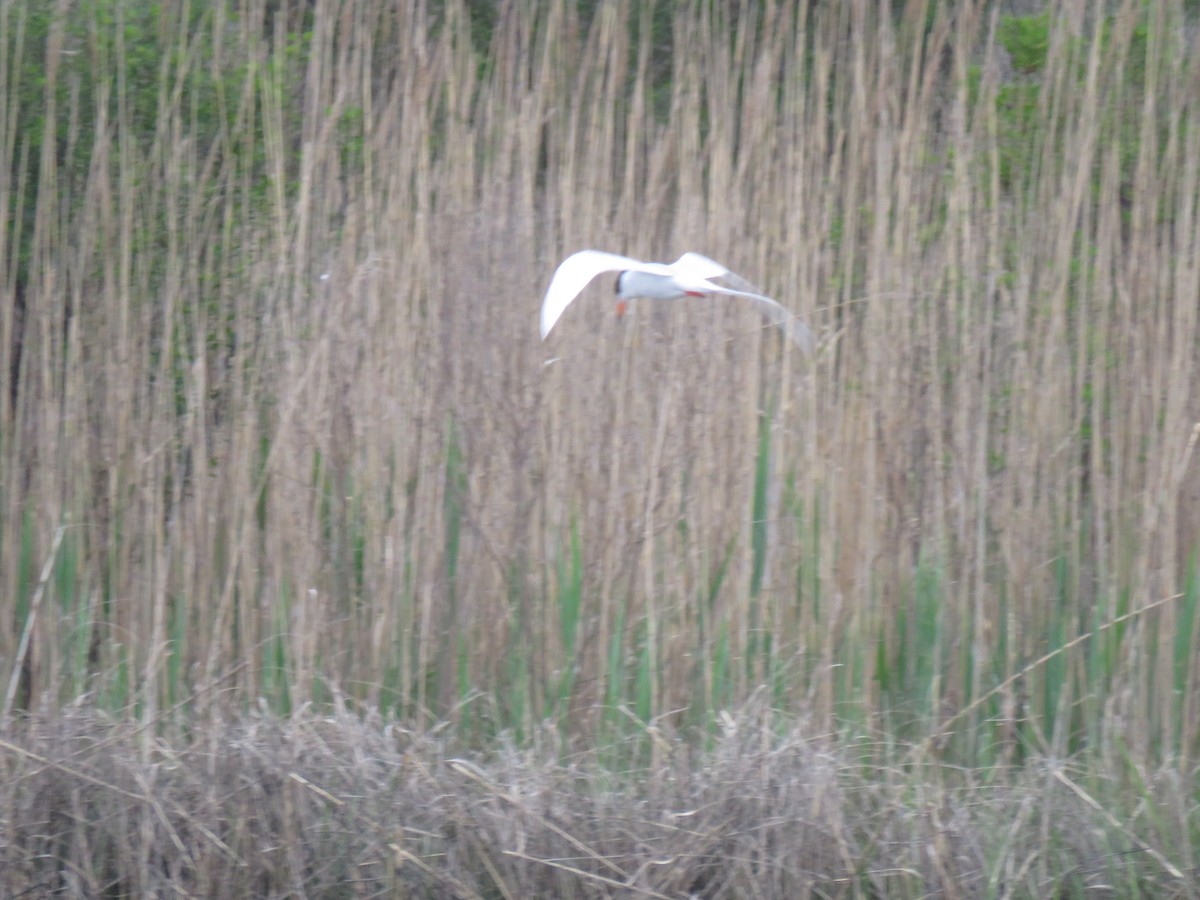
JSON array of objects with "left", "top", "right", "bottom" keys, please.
[
  {"left": 673, "top": 252, "right": 765, "bottom": 297},
  {"left": 708, "top": 285, "right": 816, "bottom": 353},
  {"left": 541, "top": 250, "right": 653, "bottom": 338},
  {"left": 670, "top": 252, "right": 731, "bottom": 282}
]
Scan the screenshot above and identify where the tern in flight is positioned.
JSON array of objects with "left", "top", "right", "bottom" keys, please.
[{"left": 539, "top": 250, "right": 814, "bottom": 351}]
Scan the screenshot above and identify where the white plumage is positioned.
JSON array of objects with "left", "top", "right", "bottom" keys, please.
[{"left": 539, "top": 250, "right": 813, "bottom": 351}]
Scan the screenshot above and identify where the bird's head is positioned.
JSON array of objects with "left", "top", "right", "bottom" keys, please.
[{"left": 614, "top": 271, "right": 630, "bottom": 318}]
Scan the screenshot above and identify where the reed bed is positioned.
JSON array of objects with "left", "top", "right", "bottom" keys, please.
[
  {"left": 1, "top": 0, "right": 1199, "bottom": 892},
  {"left": 2, "top": 704, "right": 1192, "bottom": 897}
]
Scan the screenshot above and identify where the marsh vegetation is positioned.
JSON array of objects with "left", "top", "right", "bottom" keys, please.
[{"left": 1, "top": 0, "right": 1198, "bottom": 895}]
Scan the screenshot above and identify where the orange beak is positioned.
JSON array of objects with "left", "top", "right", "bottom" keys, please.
[{"left": 615, "top": 299, "right": 628, "bottom": 319}]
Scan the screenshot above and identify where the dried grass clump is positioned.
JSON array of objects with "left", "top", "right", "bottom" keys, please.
[{"left": 1, "top": 709, "right": 1191, "bottom": 897}]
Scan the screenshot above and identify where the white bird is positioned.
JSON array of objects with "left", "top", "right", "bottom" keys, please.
[{"left": 539, "top": 250, "right": 814, "bottom": 351}]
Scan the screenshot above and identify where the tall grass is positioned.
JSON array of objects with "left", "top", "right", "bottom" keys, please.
[{"left": 0, "top": 0, "right": 1197, "bottom": 780}]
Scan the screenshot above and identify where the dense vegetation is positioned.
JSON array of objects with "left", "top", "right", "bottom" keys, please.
[{"left": 1, "top": 0, "right": 1198, "bottom": 895}]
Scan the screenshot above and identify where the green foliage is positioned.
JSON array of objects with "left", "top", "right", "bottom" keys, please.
[
  {"left": 994, "top": 81, "right": 1041, "bottom": 191},
  {"left": 1040, "top": 554, "right": 1071, "bottom": 748},
  {"left": 912, "top": 563, "right": 942, "bottom": 713},
  {"left": 1173, "top": 557, "right": 1199, "bottom": 742},
  {"left": 604, "top": 603, "right": 626, "bottom": 728},
  {"left": 444, "top": 419, "right": 465, "bottom": 604},
  {"left": 558, "top": 523, "right": 583, "bottom": 660},
  {"left": 998, "top": 12, "right": 1050, "bottom": 74},
  {"left": 711, "top": 622, "right": 731, "bottom": 712},
  {"left": 6, "top": 2, "right": 249, "bottom": 283},
  {"left": 1099, "top": 14, "right": 1149, "bottom": 89},
  {"left": 750, "top": 410, "right": 770, "bottom": 598},
  {"left": 15, "top": 507, "right": 34, "bottom": 625},
  {"left": 551, "top": 524, "right": 583, "bottom": 719},
  {"left": 337, "top": 105, "right": 365, "bottom": 173},
  {"left": 634, "top": 624, "right": 653, "bottom": 724},
  {"left": 263, "top": 584, "right": 292, "bottom": 716}
]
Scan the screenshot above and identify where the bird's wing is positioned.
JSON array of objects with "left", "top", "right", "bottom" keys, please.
[
  {"left": 674, "top": 253, "right": 770, "bottom": 297},
  {"left": 671, "top": 252, "right": 731, "bottom": 281},
  {"left": 541, "top": 250, "right": 655, "bottom": 338},
  {"left": 707, "top": 286, "right": 816, "bottom": 353}
]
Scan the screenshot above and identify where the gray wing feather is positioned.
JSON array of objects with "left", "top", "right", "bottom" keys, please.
[{"left": 708, "top": 286, "right": 816, "bottom": 353}]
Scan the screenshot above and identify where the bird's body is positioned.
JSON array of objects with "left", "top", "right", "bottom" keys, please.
[
  {"left": 614, "top": 268, "right": 708, "bottom": 300},
  {"left": 540, "top": 250, "right": 813, "bottom": 351}
]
